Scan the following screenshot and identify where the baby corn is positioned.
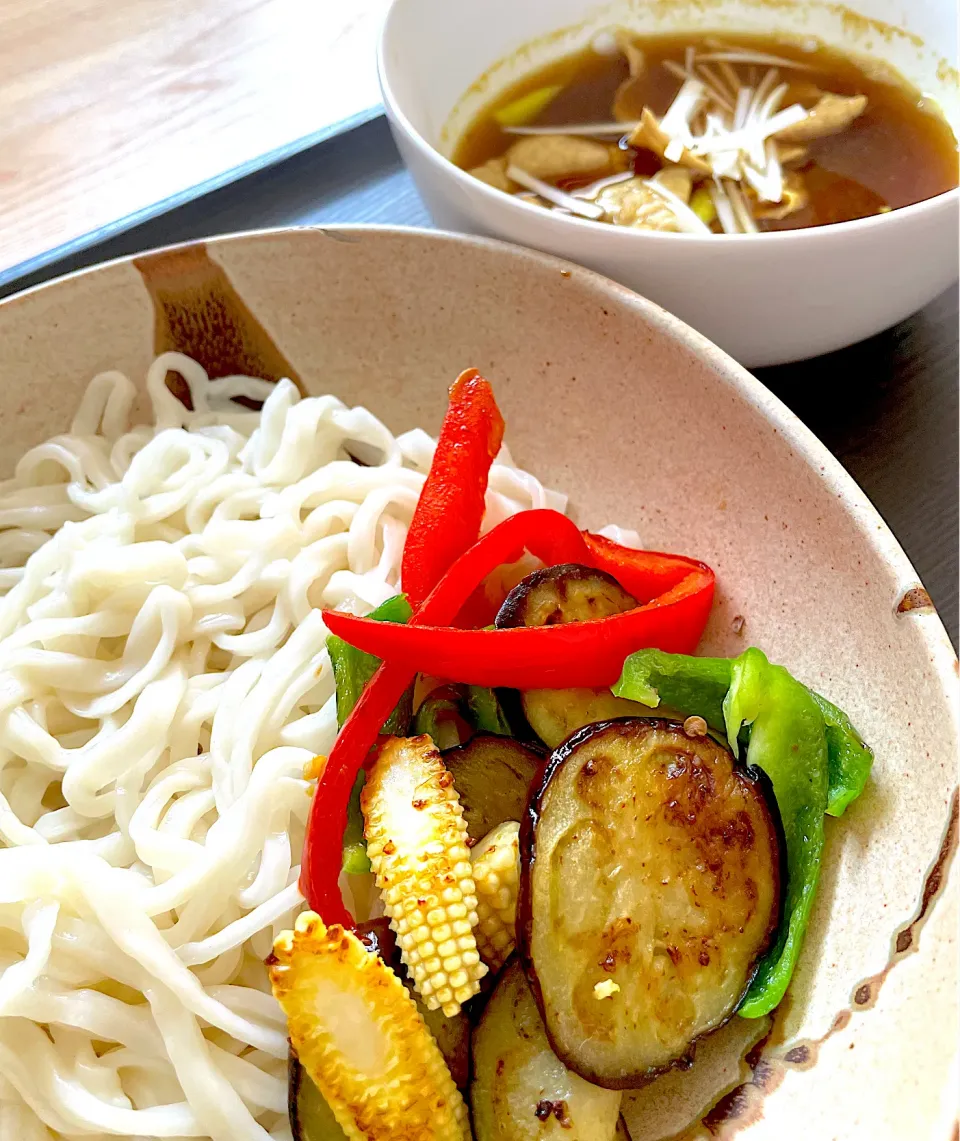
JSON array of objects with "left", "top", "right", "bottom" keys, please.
[
  {"left": 471, "top": 820, "right": 521, "bottom": 971},
  {"left": 269, "top": 912, "right": 469, "bottom": 1140},
  {"left": 362, "top": 735, "right": 487, "bottom": 1016}
]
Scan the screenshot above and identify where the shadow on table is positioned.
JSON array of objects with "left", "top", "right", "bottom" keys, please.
[{"left": 757, "top": 286, "right": 959, "bottom": 647}]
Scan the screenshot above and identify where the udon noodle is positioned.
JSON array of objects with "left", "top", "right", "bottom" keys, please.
[{"left": 0, "top": 354, "right": 577, "bottom": 1140}]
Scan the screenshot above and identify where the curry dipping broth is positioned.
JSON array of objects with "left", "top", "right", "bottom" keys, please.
[{"left": 454, "top": 32, "right": 958, "bottom": 233}]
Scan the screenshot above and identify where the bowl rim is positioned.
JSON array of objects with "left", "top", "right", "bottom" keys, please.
[{"left": 377, "top": 0, "right": 960, "bottom": 248}]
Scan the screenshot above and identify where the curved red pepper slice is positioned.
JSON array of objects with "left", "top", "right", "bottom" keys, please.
[
  {"left": 401, "top": 369, "right": 504, "bottom": 610},
  {"left": 582, "top": 531, "right": 710, "bottom": 602},
  {"left": 322, "top": 559, "right": 714, "bottom": 690}
]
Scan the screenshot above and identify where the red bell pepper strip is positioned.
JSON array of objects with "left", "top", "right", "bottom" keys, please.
[
  {"left": 410, "top": 509, "right": 590, "bottom": 621},
  {"left": 401, "top": 369, "right": 505, "bottom": 610},
  {"left": 299, "top": 663, "right": 412, "bottom": 928},
  {"left": 322, "top": 557, "right": 714, "bottom": 690},
  {"left": 582, "top": 531, "right": 712, "bottom": 603},
  {"left": 299, "top": 509, "right": 590, "bottom": 925}
]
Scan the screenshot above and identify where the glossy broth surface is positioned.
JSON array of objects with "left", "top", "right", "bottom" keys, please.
[{"left": 454, "top": 32, "right": 958, "bottom": 231}]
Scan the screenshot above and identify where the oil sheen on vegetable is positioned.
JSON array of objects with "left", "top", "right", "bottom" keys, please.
[{"left": 519, "top": 718, "right": 781, "bottom": 1086}]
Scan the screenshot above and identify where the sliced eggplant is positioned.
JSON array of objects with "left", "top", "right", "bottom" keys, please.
[
  {"left": 289, "top": 1051, "right": 347, "bottom": 1141},
  {"left": 519, "top": 718, "right": 781, "bottom": 1088},
  {"left": 520, "top": 686, "right": 648, "bottom": 751},
  {"left": 496, "top": 564, "right": 636, "bottom": 629},
  {"left": 355, "top": 916, "right": 397, "bottom": 961},
  {"left": 495, "top": 563, "right": 634, "bottom": 629},
  {"left": 418, "top": 999, "right": 471, "bottom": 1092},
  {"left": 471, "top": 958, "right": 622, "bottom": 1141},
  {"left": 495, "top": 563, "right": 646, "bottom": 749},
  {"left": 444, "top": 734, "right": 542, "bottom": 840}
]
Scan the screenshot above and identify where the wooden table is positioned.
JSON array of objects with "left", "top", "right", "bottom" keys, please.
[
  {"left": 0, "top": 0, "right": 389, "bottom": 286},
  {"left": 2, "top": 116, "right": 956, "bottom": 646}
]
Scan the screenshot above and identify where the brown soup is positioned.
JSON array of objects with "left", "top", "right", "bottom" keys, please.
[{"left": 454, "top": 32, "right": 958, "bottom": 234}]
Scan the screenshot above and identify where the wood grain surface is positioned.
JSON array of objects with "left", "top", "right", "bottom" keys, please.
[
  {"left": 2, "top": 117, "right": 956, "bottom": 645},
  {"left": 0, "top": 0, "right": 389, "bottom": 283}
]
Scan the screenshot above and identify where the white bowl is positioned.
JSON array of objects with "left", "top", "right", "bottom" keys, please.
[{"left": 379, "top": 0, "right": 959, "bottom": 367}]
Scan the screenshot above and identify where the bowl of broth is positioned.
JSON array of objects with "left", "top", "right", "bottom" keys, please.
[{"left": 379, "top": 0, "right": 959, "bottom": 366}]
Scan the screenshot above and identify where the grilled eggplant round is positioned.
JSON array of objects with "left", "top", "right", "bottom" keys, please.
[
  {"left": 289, "top": 1050, "right": 348, "bottom": 1141},
  {"left": 443, "top": 734, "right": 542, "bottom": 841},
  {"left": 496, "top": 563, "right": 636, "bottom": 629},
  {"left": 495, "top": 563, "right": 647, "bottom": 749},
  {"left": 519, "top": 685, "right": 648, "bottom": 751},
  {"left": 519, "top": 718, "right": 781, "bottom": 1087},
  {"left": 471, "top": 958, "right": 622, "bottom": 1141}
]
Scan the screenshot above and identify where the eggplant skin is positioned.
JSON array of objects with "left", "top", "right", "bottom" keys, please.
[
  {"left": 471, "top": 958, "right": 622, "bottom": 1141},
  {"left": 518, "top": 718, "right": 781, "bottom": 1088},
  {"left": 497, "top": 563, "right": 643, "bottom": 750},
  {"left": 521, "top": 686, "right": 648, "bottom": 751},
  {"left": 495, "top": 563, "right": 635, "bottom": 629},
  {"left": 443, "top": 734, "right": 542, "bottom": 841},
  {"left": 418, "top": 999, "right": 471, "bottom": 1092},
  {"left": 289, "top": 1052, "right": 348, "bottom": 1141}
]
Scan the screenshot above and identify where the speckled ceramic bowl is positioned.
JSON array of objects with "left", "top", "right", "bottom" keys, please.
[{"left": 0, "top": 227, "right": 955, "bottom": 1139}]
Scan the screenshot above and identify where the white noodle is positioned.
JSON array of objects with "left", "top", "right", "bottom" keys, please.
[{"left": 0, "top": 354, "right": 573, "bottom": 1139}]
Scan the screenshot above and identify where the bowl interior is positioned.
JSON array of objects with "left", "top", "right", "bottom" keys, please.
[
  {"left": 380, "top": 0, "right": 959, "bottom": 157},
  {"left": 0, "top": 228, "right": 956, "bottom": 1138}
]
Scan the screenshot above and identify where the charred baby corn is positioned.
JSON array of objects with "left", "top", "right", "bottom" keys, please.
[
  {"left": 471, "top": 820, "right": 520, "bottom": 971},
  {"left": 362, "top": 735, "right": 487, "bottom": 1016},
  {"left": 269, "top": 912, "right": 469, "bottom": 1140}
]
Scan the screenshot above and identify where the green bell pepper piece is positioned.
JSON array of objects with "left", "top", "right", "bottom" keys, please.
[
  {"left": 327, "top": 594, "right": 413, "bottom": 731},
  {"left": 613, "top": 648, "right": 732, "bottom": 730},
  {"left": 722, "top": 648, "right": 828, "bottom": 1016},
  {"left": 413, "top": 687, "right": 470, "bottom": 751},
  {"left": 326, "top": 595, "right": 414, "bottom": 875},
  {"left": 413, "top": 683, "right": 513, "bottom": 750},
  {"left": 614, "top": 645, "right": 871, "bottom": 1018},
  {"left": 811, "top": 692, "right": 874, "bottom": 817},
  {"left": 613, "top": 648, "right": 872, "bottom": 815},
  {"left": 341, "top": 771, "right": 371, "bottom": 875},
  {"left": 465, "top": 685, "right": 512, "bottom": 736}
]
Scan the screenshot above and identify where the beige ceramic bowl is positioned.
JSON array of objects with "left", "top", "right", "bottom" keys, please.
[{"left": 0, "top": 227, "right": 956, "bottom": 1139}]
